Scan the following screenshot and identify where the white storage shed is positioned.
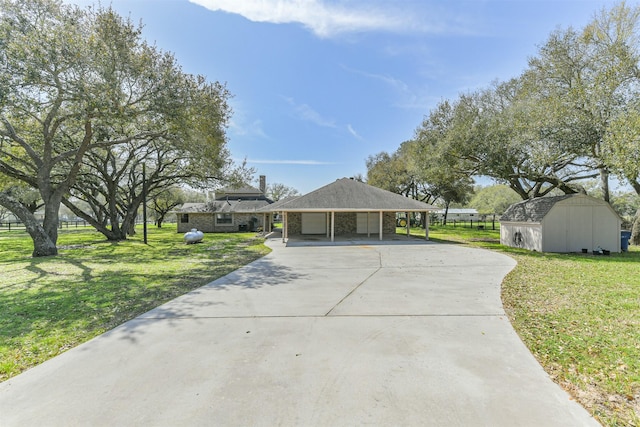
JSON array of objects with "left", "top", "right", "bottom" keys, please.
[{"left": 500, "top": 194, "right": 621, "bottom": 253}]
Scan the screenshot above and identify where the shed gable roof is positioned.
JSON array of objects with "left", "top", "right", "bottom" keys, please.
[
  {"left": 259, "top": 178, "right": 435, "bottom": 212},
  {"left": 500, "top": 194, "right": 583, "bottom": 223}
]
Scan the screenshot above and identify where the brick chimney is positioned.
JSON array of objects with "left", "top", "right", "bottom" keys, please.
[{"left": 259, "top": 175, "right": 266, "bottom": 195}]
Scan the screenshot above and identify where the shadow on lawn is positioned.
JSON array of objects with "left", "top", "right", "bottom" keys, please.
[
  {"left": 83, "top": 257, "right": 307, "bottom": 345},
  {"left": 0, "top": 239, "right": 274, "bottom": 363}
]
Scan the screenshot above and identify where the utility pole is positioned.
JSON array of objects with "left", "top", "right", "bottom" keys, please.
[{"left": 143, "top": 163, "right": 148, "bottom": 244}]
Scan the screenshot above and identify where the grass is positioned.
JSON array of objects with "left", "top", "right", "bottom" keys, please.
[
  {"left": 1, "top": 222, "right": 638, "bottom": 425},
  {"left": 400, "top": 224, "right": 640, "bottom": 426},
  {"left": 0, "top": 224, "right": 270, "bottom": 382}
]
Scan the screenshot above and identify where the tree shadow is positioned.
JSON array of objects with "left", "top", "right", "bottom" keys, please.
[
  {"left": 0, "top": 235, "right": 277, "bottom": 378},
  {"left": 81, "top": 258, "right": 308, "bottom": 345}
]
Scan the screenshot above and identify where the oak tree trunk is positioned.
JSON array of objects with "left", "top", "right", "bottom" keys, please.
[
  {"left": 631, "top": 208, "right": 640, "bottom": 246},
  {"left": 0, "top": 192, "right": 57, "bottom": 257}
]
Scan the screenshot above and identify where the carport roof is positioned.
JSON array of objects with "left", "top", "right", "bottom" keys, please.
[{"left": 258, "top": 178, "right": 436, "bottom": 212}]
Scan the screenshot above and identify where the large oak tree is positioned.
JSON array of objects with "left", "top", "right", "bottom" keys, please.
[{"left": 0, "top": 0, "right": 232, "bottom": 254}]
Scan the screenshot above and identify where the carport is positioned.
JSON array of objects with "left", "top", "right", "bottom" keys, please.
[{"left": 258, "top": 178, "right": 436, "bottom": 243}]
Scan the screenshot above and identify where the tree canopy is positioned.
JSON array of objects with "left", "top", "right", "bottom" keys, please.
[
  {"left": 267, "top": 183, "right": 300, "bottom": 202},
  {"left": 0, "top": 0, "right": 233, "bottom": 255},
  {"left": 369, "top": 1, "right": 640, "bottom": 242},
  {"left": 468, "top": 185, "right": 522, "bottom": 216}
]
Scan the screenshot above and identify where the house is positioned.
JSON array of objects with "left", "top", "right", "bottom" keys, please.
[
  {"left": 175, "top": 176, "right": 273, "bottom": 233},
  {"left": 258, "top": 178, "right": 436, "bottom": 242},
  {"left": 500, "top": 194, "right": 621, "bottom": 253},
  {"left": 432, "top": 208, "right": 479, "bottom": 222}
]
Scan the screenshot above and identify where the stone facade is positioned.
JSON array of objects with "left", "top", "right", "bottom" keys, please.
[
  {"left": 177, "top": 213, "right": 266, "bottom": 233},
  {"left": 334, "top": 212, "right": 356, "bottom": 234},
  {"left": 382, "top": 212, "right": 397, "bottom": 234},
  {"left": 287, "top": 212, "right": 302, "bottom": 235},
  {"left": 285, "top": 212, "right": 397, "bottom": 236}
]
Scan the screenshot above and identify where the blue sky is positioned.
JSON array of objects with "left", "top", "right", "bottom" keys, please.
[{"left": 71, "top": 0, "right": 625, "bottom": 194}]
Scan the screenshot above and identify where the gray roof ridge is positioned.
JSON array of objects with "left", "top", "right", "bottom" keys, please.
[{"left": 258, "top": 178, "right": 435, "bottom": 211}]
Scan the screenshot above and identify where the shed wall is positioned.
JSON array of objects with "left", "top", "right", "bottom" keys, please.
[
  {"left": 540, "top": 199, "right": 620, "bottom": 252},
  {"left": 500, "top": 223, "right": 543, "bottom": 251}
]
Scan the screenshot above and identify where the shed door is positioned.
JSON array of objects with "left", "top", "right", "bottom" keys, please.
[
  {"left": 301, "top": 213, "right": 327, "bottom": 234},
  {"left": 356, "top": 213, "right": 380, "bottom": 234},
  {"left": 592, "top": 206, "right": 619, "bottom": 251},
  {"left": 567, "top": 206, "right": 594, "bottom": 252}
]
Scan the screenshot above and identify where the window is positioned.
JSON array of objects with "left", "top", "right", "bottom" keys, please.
[
  {"left": 216, "top": 213, "right": 232, "bottom": 224},
  {"left": 180, "top": 214, "right": 189, "bottom": 223}
]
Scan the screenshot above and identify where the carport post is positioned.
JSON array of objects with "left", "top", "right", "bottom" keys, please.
[
  {"left": 282, "top": 212, "right": 287, "bottom": 243},
  {"left": 406, "top": 211, "right": 410, "bottom": 237},
  {"left": 379, "top": 211, "right": 383, "bottom": 241},
  {"left": 331, "top": 211, "right": 335, "bottom": 242},
  {"left": 326, "top": 213, "right": 330, "bottom": 239},
  {"left": 425, "top": 210, "right": 429, "bottom": 240}
]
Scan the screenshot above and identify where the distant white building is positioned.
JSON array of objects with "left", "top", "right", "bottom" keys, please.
[{"left": 433, "top": 208, "right": 478, "bottom": 221}]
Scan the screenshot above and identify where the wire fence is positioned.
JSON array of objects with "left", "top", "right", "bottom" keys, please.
[
  {"left": 431, "top": 218, "right": 499, "bottom": 230},
  {"left": 0, "top": 219, "right": 177, "bottom": 232},
  {"left": 0, "top": 220, "right": 90, "bottom": 232}
]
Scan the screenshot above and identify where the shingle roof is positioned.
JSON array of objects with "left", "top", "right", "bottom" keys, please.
[
  {"left": 175, "top": 199, "right": 271, "bottom": 214},
  {"left": 258, "top": 178, "right": 436, "bottom": 212},
  {"left": 217, "top": 186, "right": 262, "bottom": 196},
  {"left": 265, "top": 196, "right": 300, "bottom": 211},
  {"left": 500, "top": 194, "right": 576, "bottom": 223}
]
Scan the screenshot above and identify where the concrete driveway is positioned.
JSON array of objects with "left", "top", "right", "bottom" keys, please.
[{"left": 0, "top": 236, "right": 599, "bottom": 426}]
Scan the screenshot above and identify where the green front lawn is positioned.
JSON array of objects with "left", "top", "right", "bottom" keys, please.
[
  {"left": 0, "top": 224, "right": 270, "bottom": 381},
  {"left": 2, "top": 223, "right": 638, "bottom": 425}
]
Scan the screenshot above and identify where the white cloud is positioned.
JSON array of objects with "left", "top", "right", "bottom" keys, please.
[
  {"left": 188, "top": 0, "right": 421, "bottom": 38},
  {"left": 229, "top": 118, "right": 269, "bottom": 139},
  {"left": 341, "top": 64, "right": 435, "bottom": 110},
  {"left": 227, "top": 99, "right": 270, "bottom": 139},
  {"left": 282, "top": 96, "right": 336, "bottom": 128},
  {"left": 347, "top": 124, "right": 363, "bottom": 140},
  {"left": 341, "top": 64, "right": 409, "bottom": 92}
]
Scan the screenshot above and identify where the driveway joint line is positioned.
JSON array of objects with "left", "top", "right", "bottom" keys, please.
[
  {"left": 136, "top": 313, "right": 508, "bottom": 320},
  {"left": 323, "top": 266, "right": 381, "bottom": 316}
]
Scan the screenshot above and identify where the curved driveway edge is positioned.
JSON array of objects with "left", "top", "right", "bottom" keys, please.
[{"left": 0, "top": 237, "right": 599, "bottom": 426}]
